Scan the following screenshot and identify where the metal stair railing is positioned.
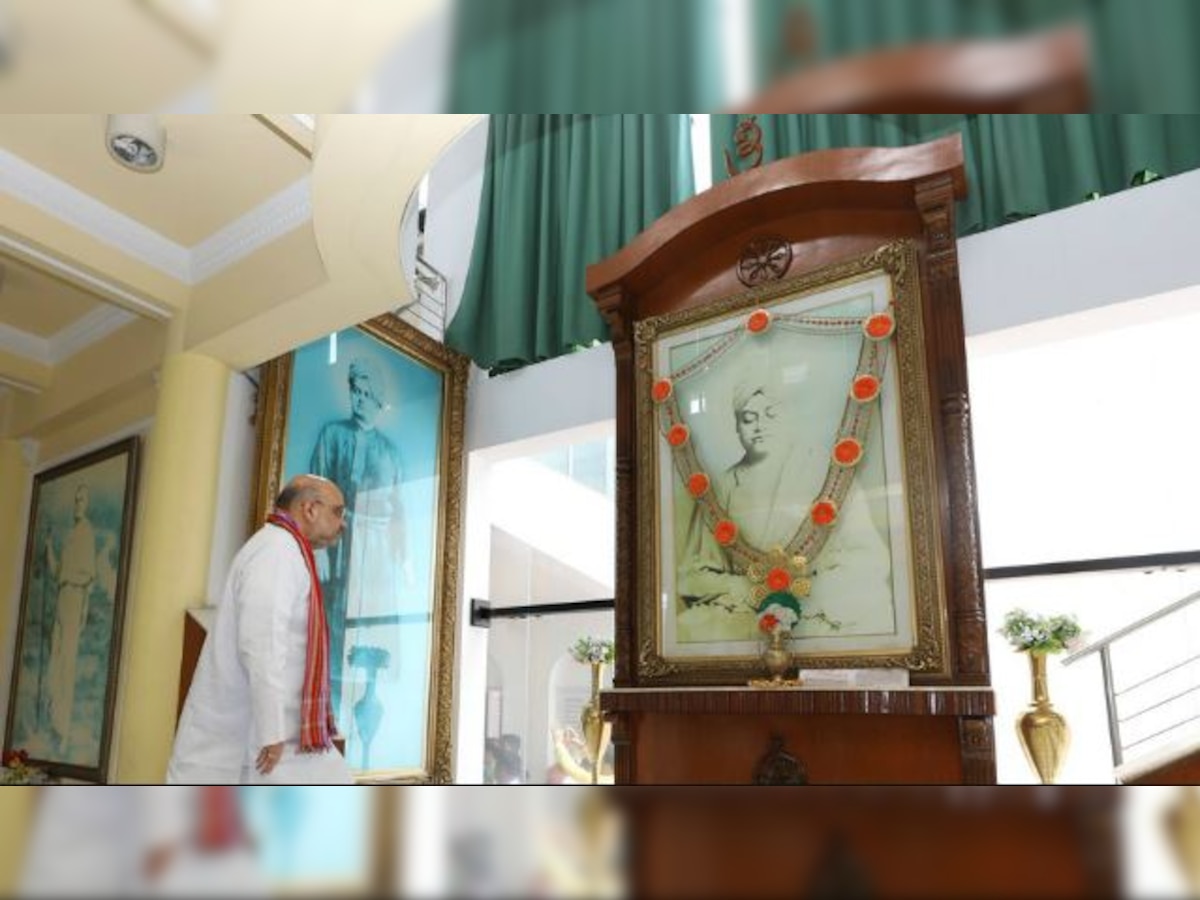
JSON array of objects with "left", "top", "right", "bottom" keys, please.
[{"left": 1063, "top": 586, "right": 1200, "bottom": 769}]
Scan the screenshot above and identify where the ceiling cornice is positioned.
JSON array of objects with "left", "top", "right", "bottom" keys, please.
[
  {"left": 49, "top": 304, "right": 137, "bottom": 364},
  {"left": 190, "top": 177, "right": 312, "bottom": 282},
  {"left": 0, "top": 231, "right": 173, "bottom": 320},
  {"left": 0, "top": 320, "right": 50, "bottom": 365},
  {"left": 0, "top": 150, "right": 313, "bottom": 286},
  {"left": 0, "top": 147, "right": 192, "bottom": 282},
  {"left": 0, "top": 303, "right": 139, "bottom": 372}
]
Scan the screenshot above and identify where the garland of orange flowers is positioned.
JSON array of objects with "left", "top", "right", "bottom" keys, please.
[{"left": 654, "top": 305, "right": 895, "bottom": 609}]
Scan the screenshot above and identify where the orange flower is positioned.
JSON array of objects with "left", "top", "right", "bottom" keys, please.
[
  {"left": 833, "top": 438, "right": 862, "bottom": 466},
  {"left": 759, "top": 613, "right": 780, "bottom": 634},
  {"left": 667, "top": 424, "right": 690, "bottom": 447},
  {"left": 652, "top": 378, "right": 673, "bottom": 403},
  {"left": 746, "top": 309, "right": 772, "bottom": 334},
  {"left": 864, "top": 312, "right": 895, "bottom": 340},
  {"left": 851, "top": 374, "right": 880, "bottom": 402},
  {"left": 811, "top": 499, "right": 838, "bottom": 527},
  {"left": 713, "top": 519, "right": 738, "bottom": 545},
  {"left": 766, "top": 567, "right": 791, "bottom": 592},
  {"left": 688, "top": 473, "right": 710, "bottom": 497}
]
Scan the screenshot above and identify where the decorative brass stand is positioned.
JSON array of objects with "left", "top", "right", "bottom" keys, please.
[{"left": 1016, "top": 651, "right": 1070, "bottom": 783}]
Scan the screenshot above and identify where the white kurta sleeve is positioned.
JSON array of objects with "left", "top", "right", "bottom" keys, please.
[{"left": 235, "top": 544, "right": 301, "bottom": 747}]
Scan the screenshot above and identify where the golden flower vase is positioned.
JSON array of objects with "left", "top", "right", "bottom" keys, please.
[
  {"left": 762, "top": 630, "right": 793, "bottom": 683},
  {"left": 579, "top": 662, "right": 612, "bottom": 784},
  {"left": 1016, "top": 651, "right": 1071, "bottom": 784}
]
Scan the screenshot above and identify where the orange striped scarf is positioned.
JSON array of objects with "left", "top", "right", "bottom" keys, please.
[{"left": 267, "top": 511, "right": 335, "bottom": 753}]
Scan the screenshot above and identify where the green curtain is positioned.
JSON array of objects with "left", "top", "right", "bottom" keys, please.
[
  {"left": 711, "top": 115, "right": 1200, "bottom": 236},
  {"left": 447, "top": 0, "right": 724, "bottom": 112},
  {"left": 445, "top": 115, "right": 695, "bottom": 373}
]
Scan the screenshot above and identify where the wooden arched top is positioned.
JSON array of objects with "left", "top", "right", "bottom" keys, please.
[{"left": 586, "top": 134, "right": 966, "bottom": 303}]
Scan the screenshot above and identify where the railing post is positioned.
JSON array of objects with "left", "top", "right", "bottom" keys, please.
[{"left": 1099, "top": 645, "right": 1123, "bottom": 770}]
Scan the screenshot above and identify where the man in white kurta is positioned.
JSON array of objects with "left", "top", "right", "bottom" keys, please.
[{"left": 167, "top": 475, "right": 353, "bottom": 784}]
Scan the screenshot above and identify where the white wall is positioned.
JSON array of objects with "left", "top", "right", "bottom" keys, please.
[
  {"left": 205, "top": 371, "right": 259, "bottom": 604},
  {"left": 959, "top": 167, "right": 1200, "bottom": 337},
  {"left": 426, "top": 118, "right": 488, "bottom": 328},
  {"left": 465, "top": 343, "right": 616, "bottom": 453}
]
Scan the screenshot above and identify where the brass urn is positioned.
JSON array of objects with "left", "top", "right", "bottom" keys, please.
[
  {"left": 763, "top": 630, "right": 793, "bottom": 684},
  {"left": 1016, "top": 651, "right": 1070, "bottom": 783},
  {"left": 579, "top": 662, "right": 612, "bottom": 784}
]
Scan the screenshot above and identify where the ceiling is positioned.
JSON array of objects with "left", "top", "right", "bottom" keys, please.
[
  {"left": 0, "top": 114, "right": 311, "bottom": 245},
  {"left": 0, "top": 256, "right": 107, "bottom": 337},
  {"left": 0, "top": 112, "right": 312, "bottom": 385}
]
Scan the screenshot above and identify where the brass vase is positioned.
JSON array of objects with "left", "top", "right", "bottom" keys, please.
[
  {"left": 579, "top": 661, "right": 611, "bottom": 784},
  {"left": 1016, "top": 651, "right": 1070, "bottom": 783},
  {"left": 762, "top": 630, "right": 793, "bottom": 683}
]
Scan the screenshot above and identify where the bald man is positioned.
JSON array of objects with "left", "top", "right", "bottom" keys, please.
[{"left": 168, "top": 475, "right": 354, "bottom": 784}]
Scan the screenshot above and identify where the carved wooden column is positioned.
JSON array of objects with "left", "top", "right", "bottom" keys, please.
[{"left": 915, "top": 174, "right": 990, "bottom": 687}]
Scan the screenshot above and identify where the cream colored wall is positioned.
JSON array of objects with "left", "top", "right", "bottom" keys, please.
[
  {"left": 0, "top": 788, "right": 35, "bottom": 893},
  {"left": 6, "top": 318, "right": 167, "bottom": 440},
  {"left": 0, "top": 348, "right": 51, "bottom": 394},
  {"left": 0, "top": 440, "right": 32, "bottom": 725},
  {"left": 0, "top": 193, "right": 188, "bottom": 317},
  {"left": 185, "top": 223, "right": 329, "bottom": 350}
]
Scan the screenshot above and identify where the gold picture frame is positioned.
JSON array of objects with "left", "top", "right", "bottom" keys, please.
[
  {"left": 252, "top": 314, "right": 467, "bottom": 783},
  {"left": 633, "top": 240, "right": 950, "bottom": 684}
]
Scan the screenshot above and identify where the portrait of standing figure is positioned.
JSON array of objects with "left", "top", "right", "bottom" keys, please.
[
  {"left": 4, "top": 437, "right": 139, "bottom": 782},
  {"left": 309, "top": 356, "right": 408, "bottom": 729}
]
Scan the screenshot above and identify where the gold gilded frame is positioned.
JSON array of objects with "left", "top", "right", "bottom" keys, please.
[
  {"left": 633, "top": 240, "right": 949, "bottom": 685},
  {"left": 251, "top": 313, "right": 467, "bottom": 783}
]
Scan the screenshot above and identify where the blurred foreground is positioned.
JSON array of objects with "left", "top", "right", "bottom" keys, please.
[
  {"left": 0, "top": 0, "right": 1196, "bottom": 111},
  {"left": 0, "top": 786, "right": 1198, "bottom": 897}
]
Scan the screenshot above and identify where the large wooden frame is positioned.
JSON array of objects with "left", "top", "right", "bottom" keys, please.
[
  {"left": 589, "top": 134, "right": 987, "bottom": 692},
  {"left": 252, "top": 313, "right": 467, "bottom": 783},
  {"left": 4, "top": 436, "right": 140, "bottom": 783}
]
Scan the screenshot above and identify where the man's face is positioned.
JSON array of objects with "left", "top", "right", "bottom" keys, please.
[
  {"left": 73, "top": 486, "right": 89, "bottom": 522},
  {"left": 350, "top": 376, "right": 381, "bottom": 426},
  {"left": 304, "top": 485, "right": 347, "bottom": 549},
  {"left": 735, "top": 391, "right": 780, "bottom": 459}
]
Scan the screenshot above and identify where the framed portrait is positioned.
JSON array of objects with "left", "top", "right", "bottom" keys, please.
[
  {"left": 3, "top": 436, "right": 141, "bottom": 782},
  {"left": 253, "top": 314, "right": 466, "bottom": 783},
  {"left": 634, "top": 240, "right": 949, "bottom": 683}
]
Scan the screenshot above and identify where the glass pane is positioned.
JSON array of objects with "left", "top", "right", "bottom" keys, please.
[
  {"left": 284, "top": 326, "right": 446, "bottom": 778},
  {"left": 481, "top": 428, "right": 616, "bottom": 785},
  {"left": 484, "top": 609, "right": 614, "bottom": 785}
]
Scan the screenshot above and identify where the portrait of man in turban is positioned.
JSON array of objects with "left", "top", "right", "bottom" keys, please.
[{"left": 309, "top": 356, "right": 408, "bottom": 728}]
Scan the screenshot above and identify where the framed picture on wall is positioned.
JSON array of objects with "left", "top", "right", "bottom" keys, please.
[
  {"left": 3, "top": 436, "right": 141, "bottom": 783},
  {"left": 634, "top": 241, "right": 950, "bottom": 684},
  {"left": 253, "top": 314, "right": 467, "bottom": 783}
]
